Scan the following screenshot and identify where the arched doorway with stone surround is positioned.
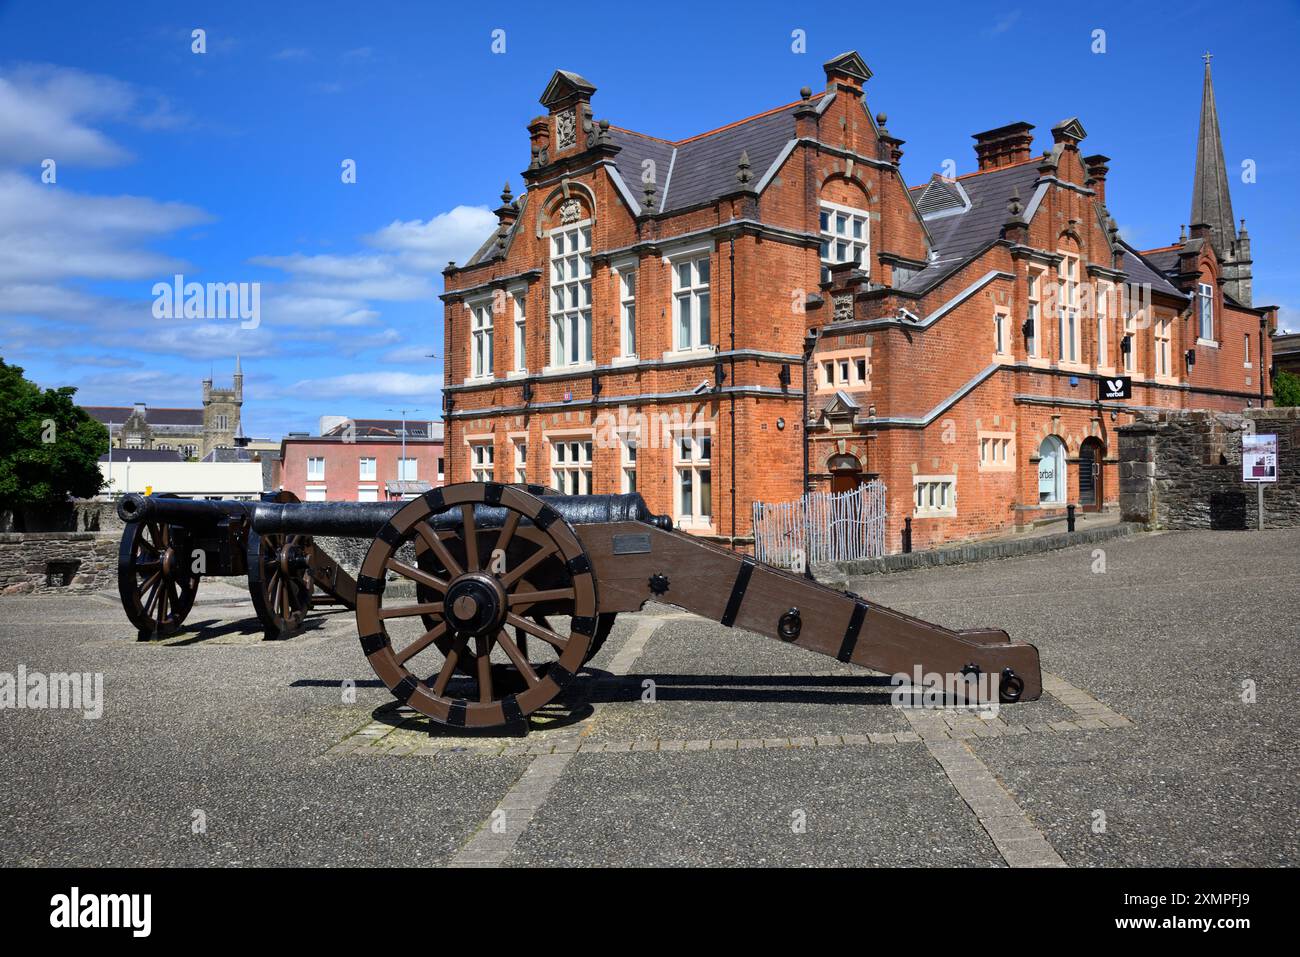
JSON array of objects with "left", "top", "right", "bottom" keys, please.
[
  {"left": 1078, "top": 436, "right": 1106, "bottom": 511},
  {"left": 828, "top": 452, "right": 864, "bottom": 493}
]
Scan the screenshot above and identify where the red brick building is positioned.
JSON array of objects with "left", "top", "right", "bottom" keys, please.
[
  {"left": 279, "top": 418, "right": 444, "bottom": 502},
  {"left": 441, "top": 52, "right": 1276, "bottom": 552}
]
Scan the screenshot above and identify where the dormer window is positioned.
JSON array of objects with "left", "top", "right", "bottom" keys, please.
[{"left": 1198, "top": 282, "right": 1215, "bottom": 342}]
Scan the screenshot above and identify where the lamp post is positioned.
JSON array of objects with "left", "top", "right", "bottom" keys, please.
[
  {"left": 801, "top": 328, "right": 819, "bottom": 580},
  {"left": 387, "top": 407, "right": 421, "bottom": 492}
]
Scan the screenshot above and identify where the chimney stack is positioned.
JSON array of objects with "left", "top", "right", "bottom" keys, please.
[
  {"left": 972, "top": 122, "right": 1035, "bottom": 171},
  {"left": 1084, "top": 154, "right": 1111, "bottom": 203}
]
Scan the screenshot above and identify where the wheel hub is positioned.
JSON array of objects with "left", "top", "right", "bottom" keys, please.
[{"left": 443, "top": 572, "right": 506, "bottom": 637}]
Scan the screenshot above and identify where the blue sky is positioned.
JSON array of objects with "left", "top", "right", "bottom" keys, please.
[{"left": 1, "top": 0, "right": 1297, "bottom": 438}]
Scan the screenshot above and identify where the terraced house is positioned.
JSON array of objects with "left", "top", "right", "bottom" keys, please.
[{"left": 441, "top": 51, "right": 1276, "bottom": 552}]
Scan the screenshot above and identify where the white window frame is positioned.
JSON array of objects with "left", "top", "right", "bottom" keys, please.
[
  {"left": 512, "top": 291, "right": 527, "bottom": 374},
  {"left": 977, "top": 432, "right": 1015, "bottom": 472},
  {"left": 306, "top": 456, "right": 325, "bottom": 481},
  {"left": 672, "top": 430, "right": 713, "bottom": 530},
  {"left": 619, "top": 430, "right": 638, "bottom": 493},
  {"left": 550, "top": 435, "right": 593, "bottom": 495},
  {"left": 1123, "top": 308, "right": 1138, "bottom": 374},
  {"left": 1198, "top": 282, "right": 1215, "bottom": 343},
  {"left": 912, "top": 475, "right": 957, "bottom": 518},
  {"left": 819, "top": 201, "right": 870, "bottom": 284},
  {"left": 1096, "top": 282, "right": 1110, "bottom": 369},
  {"left": 512, "top": 436, "right": 528, "bottom": 485},
  {"left": 1036, "top": 437, "right": 1066, "bottom": 505},
  {"left": 672, "top": 256, "right": 712, "bottom": 353},
  {"left": 1155, "top": 316, "right": 1173, "bottom": 379},
  {"left": 619, "top": 269, "right": 637, "bottom": 359},
  {"left": 548, "top": 221, "right": 593, "bottom": 368},
  {"left": 305, "top": 487, "right": 327, "bottom": 502},
  {"left": 358, "top": 457, "right": 376, "bottom": 480},
  {"left": 470, "top": 301, "right": 494, "bottom": 380},
  {"left": 357, "top": 486, "right": 379, "bottom": 503},
  {"left": 1026, "top": 269, "right": 1042, "bottom": 358},
  {"left": 397, "top": 457, "right": 417, "bottom": 481},
  {"left": 993, "top": 310, "right": 1008, "bottom": 356},
  {"left": 1244, "top": 332, "right": 1252, "bottom": 368},
  {"left": 469, "top": 442, "right": 494, "bottom": 483},
  {"left": 1057, "top": 253, "right": 1081, "bottom": 365}
]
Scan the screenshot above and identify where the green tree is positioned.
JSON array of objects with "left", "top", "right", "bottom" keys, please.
[
  {"left": 0, "top": 357, "right": 107, "bottom": 510},
  {"left": 1273, "top": 369, "right": 1300, "bottom": 408}
]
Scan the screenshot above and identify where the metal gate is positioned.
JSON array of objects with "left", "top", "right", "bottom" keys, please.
[{"left": 752, "top": 482, "right": 887, "bottom": 570}]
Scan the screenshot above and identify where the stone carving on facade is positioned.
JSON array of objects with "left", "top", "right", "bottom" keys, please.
[
  {"left": 833, "top": 293, "right": 853, "bottom": 322},
  {"left": 558, "top": 198, "right": 582, "bottom": 225},
  {"left": 555, "top": 109, "right": 577, "bottom": 150}
]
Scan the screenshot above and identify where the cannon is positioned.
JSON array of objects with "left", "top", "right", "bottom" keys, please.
[
  {"left": 117, "top": 482, "right": 1042, "bottom": 727},
  {"left": 116, "top": 489, "right": 360, "bottom": 640}
]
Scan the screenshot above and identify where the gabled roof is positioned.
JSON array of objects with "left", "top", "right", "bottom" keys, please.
[
  {"left": 463, "top": 193, "right": 529, "bottom": 268},
  {"left": 1120, "top": 243, "right": 1188, "bottom": 299},
  {"left": 98, "top": 448, "right": 184, "bottom": 463},
  {"left": 900, "top": 160, "right": 1041, "bottom": 293},
  {"left": 607, "top": 98, "right": 810, "bottom": 213},
  {"left": 83, "top": 406, "right": 205, "bottom": 427},
  {"left": 323, "top": 418, "right": 444, "bottom": 440}
]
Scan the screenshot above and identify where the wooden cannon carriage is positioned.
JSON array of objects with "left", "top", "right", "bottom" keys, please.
[{"left": 116, "top": 483, "right": 1042, "bottom": 728}]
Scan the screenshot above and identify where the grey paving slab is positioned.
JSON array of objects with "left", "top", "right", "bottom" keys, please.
[{"left": 508, "top": 747, "right": 1004, "bottom": 867}]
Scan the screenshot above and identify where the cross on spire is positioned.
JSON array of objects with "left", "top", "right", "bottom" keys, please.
[{"left": 1202, "top": 50, "right": 1213, "bottom": 65}]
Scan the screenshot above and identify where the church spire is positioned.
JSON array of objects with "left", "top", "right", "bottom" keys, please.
[{"left": 1190, "top": 52, "right": 1237, "bottom": 258}]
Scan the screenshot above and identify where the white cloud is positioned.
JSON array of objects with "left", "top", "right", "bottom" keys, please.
[
  {"left": 291, "top": 371, "right": 442, "bottom": 399},
  {"left": 365, "top": 205, "right": 497, "bottom": 270},
  {"left": 0, "top": 63, "right": 185, "bottom": 167},
  {"left": 0, "top": 171, "right": 209, "bottom": 283}
]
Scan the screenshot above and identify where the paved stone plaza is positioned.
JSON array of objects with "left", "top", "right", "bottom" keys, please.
[{"left": 0, "top": 528, "right": 1296, "bottom": 867}]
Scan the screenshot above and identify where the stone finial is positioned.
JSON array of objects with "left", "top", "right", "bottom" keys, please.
[
  {"left": 1179, "top": 224, "right": 1188, "bottom": 243},
  {"left": 736, "top": 150, "right": 753, "bottom": 185},
  {"left": 1007, "top": 186, "right": 1023, "bottom": 218},
  {"left": 876, "top": 112, "right": 887, "bottom": 126},
  {"left": 642, "top": 179, "right": 657, "bottom": 212},
  {"left": 800, "top": 86, "right": 812, "bottom": 100},
  {"left": 500, "top": 181, "right": 513, "bottom": 205}
]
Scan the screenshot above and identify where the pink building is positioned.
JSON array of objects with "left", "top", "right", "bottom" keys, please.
[{"left": 279, "top": 418, "right": 445, "bottom": 502}]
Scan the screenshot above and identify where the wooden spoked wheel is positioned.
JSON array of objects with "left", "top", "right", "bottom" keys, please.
[
  {"left": 355, "top": 483, "right": 598, "bottom": 728},
  {"left": 118, "top": 519, "right": 200, "bottom": 639},
  {"left": 247, "top": 531, "right": 314, "bottom": 638}
]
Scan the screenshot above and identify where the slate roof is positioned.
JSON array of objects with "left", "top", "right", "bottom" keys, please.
[
  {"left": 899, "top": 160, "right": 1041, "bottom": 293},
  {"left": 98, "top": 449, "right": 183, "bottom": 463},
  {"left": 323, "top": 418, "right": 444, "bottom": 441},
  {"left": 464, "top": 96, "right": 816, "bottom": 261},
  {"left": 83, "top": 406, "right": 205, "bottom": 427},
  {"left": 464, "top": 193, "right": 530, "bottom": 268},
  {"left": 201, "top": 447, "right": 255, "bottom": 463}
]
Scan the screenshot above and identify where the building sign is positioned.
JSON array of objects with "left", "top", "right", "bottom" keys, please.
[
  {"left": 1037, "top": 459, "right": 1056, "bottom": 497},
  {"left": 1098, "top": 375, "right": 1132, "bottom": 400},
  {"left": 1242, "top": 434, "right": 1278, "bottom": 483}
]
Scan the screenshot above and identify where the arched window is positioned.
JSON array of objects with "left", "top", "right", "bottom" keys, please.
[{"left": 1037, "top": 436, "right": 1066, "bottom": 504}]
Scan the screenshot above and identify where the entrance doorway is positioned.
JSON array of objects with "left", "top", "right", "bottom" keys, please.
[
  {"left": 828, "top": 453, "right": 863, "bottom": 494},
  {"left": 1078, "top": 438, "right": 1105, "bottom": 511}
]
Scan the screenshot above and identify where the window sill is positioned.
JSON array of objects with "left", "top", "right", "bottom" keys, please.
[
  {"left": 662, "top": 346, "right": 717, "bottom": 362},
  {"left": 675, "top": 521, "right": 715, "bottom": 534},
  {"left": 610, "top": 355, "right": 639, "bottom": 367},
  {"left": 541, "top": 362, "right": 595, "bottom": 376},
  {"left": 1196, "top": 339, "right": 1219, "bottom": 349},
  {"left": 912, "top": 509, "right": 957, "bottom": 520},
  {"left": 465, "top": 374, "right": 495, "bottom": 385},
  {"left": 1025, "top": 356, "right": 1050, "bottom": 369},
  {"left": 506, "top": 370, "right": 528, "bottom": 380}
]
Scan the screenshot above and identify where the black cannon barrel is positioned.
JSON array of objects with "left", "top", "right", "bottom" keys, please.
[
  {"left": 117, "top": 492, "right": 253, "bottom": 525},
  {"left": 121, "top": 490, "right": 671, "bottom": 536},
  {"left": 249, "top": 492, "right": 671, "bottom": 536}
]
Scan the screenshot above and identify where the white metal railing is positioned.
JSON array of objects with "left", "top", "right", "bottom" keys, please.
[{"left": 752, "top": 482, "right": 887, "bottom": 569}]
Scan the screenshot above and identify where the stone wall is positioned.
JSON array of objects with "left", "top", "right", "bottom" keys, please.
[
  {"left": 0, "top": 531, "right": 119, "bottom": 594},
  {"left": 1119, "top": 407, "right": 1300, "bottom": 529}
]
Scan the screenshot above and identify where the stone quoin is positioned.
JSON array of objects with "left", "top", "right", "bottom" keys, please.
[{"left": 440, "top": 51, "right": 1277, "bottom": 552}]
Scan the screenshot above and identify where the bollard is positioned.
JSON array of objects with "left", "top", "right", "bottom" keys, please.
[
  {"left": 1067, "top": 503, "right": 1076, "bottom": 533},
  {"left": 903, "top": 516, "right": 913, "bottom": 553}
]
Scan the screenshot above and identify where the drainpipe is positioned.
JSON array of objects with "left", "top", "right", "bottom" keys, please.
[
  {"left": 729, "top": 235, "right": 737, "bottom": 550},
  {"left": 1259, "top": 315, "right": 1268, "bottom": 407},
  {"left": 801, "top": 328, "right": 818, "bottom": 580}
]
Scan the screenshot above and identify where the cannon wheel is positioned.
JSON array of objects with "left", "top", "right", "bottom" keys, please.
[
  {"left": 118, "top": 518, "right": 200, "bottom": 640},
  {"left": 355, "top": 483, "right": 597, "bottom": 729},
  {"left": 247, "top": 532, "right": 315, "bottom": 639},
  {"left": 247, "top": 491, "right": 314, "bottom": 639}
]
